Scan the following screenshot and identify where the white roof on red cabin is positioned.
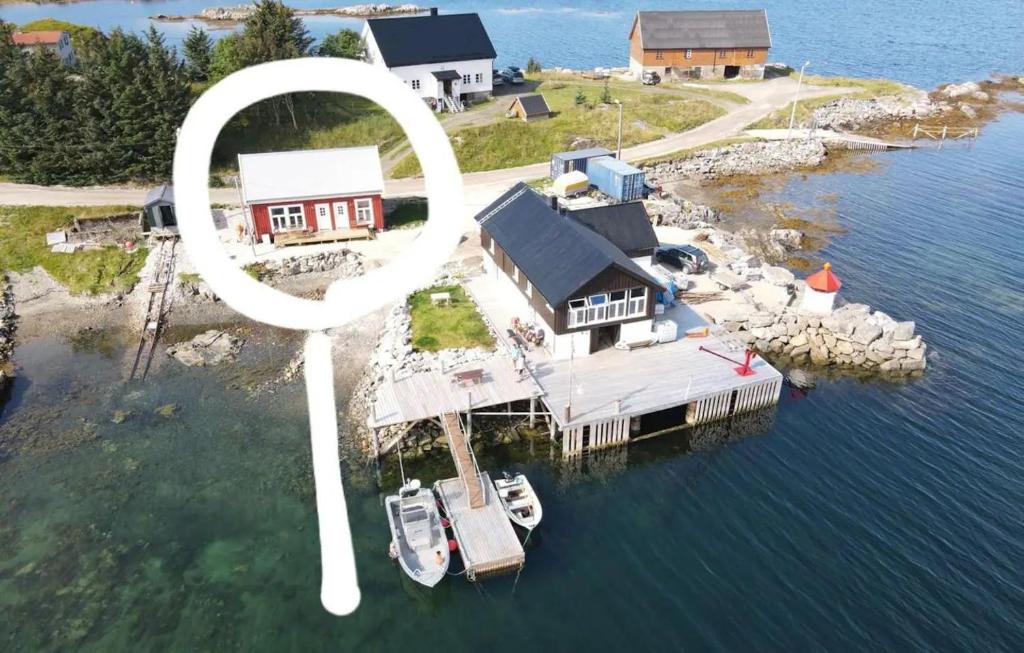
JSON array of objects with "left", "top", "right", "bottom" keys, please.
[{"left": 237, "top": 146, "right": 384, "bottom": 204}]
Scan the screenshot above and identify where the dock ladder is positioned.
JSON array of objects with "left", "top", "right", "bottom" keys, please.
[{"left": 128, "top": 238, "right": 179, "bottom": 382}]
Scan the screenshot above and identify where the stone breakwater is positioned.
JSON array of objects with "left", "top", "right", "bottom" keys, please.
[
  {"left": 646, "top": 197, "right": 722, "bottom": 229},
  {"left": 717, "top": 299, "right": 927, "bottom": 374},
  {"left": 153, "top": 3, "right": 423, "bottom": 23},
  {"left": 642, "top": 139, "right": 828, "bottom": 185},
  {"left": 0, "top": 276, "right": 15, "bottom": 391}
]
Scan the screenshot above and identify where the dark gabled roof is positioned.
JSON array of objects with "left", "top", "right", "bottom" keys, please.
[
  {"left": 633, "top": 10, "right": 771, "bottom": 50},
  {"left": 144, "top": 184, "right": 173, "bottom": 207},
  {"left": 513, "top": 94, "right": 551, "bottom": 117},
  {"left": 366, "top": 13, "right": 496, "bottom": 68},
  {"left": 476, "top": 183, "right": 663, "bottom": 306},
  {"left": 568, "top": 202, "right": 659, "bottom": 256}
]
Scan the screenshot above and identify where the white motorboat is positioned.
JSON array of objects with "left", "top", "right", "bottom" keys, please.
[
  {"left": 385, "top": 479, "right": 450, "bottom": 587},
  {"left": 493, "top": 472, "right": 543, "bottom": 530}
]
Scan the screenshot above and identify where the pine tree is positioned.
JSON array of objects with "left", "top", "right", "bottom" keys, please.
[
  {"left": 574, "top": 89, "right": 587, "bottom": 106},
  {"left": 237, "top": 0, "right": 313, "bottom": 66},
  {"left": 183, "top": 26, "right": 213, "bottom": 82}
]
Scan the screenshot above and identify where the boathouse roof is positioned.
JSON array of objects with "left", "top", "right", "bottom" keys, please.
[
  {"left": 476, "top": 183, "right": 663, "bottom": 305},
  {"left": 366, "top": 12, "right": 496, "bottom": 68},
  {"left": 567, "top": 202, "right": 659, "bottom": 258},
  {"left": 632, "top": 10, "right": 772, "bottom": 50},
  {"left": 237, "top": 146, "right": 384, "bottom": 204},
  {"left": 12, "top": 30, "right": 66, "bottom": 46}
]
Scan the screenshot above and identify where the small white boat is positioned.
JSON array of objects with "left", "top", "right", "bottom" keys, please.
[
  {"left": 385, "top": 479, "right": 450, "bottom": 587},
  {"left": 493, "top": 472, "right": 543, "bottom": 530}
]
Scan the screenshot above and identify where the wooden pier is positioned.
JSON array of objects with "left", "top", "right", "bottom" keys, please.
[{"left": 435, "top": 473, "right": 525, "bottom": 581}]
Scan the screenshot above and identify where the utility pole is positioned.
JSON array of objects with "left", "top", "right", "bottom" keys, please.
[
  {"left": 787, "top": 61, "right": 811, "bottom": 139},
  {"left": 615, "top": 99, "right": 624, "bottom": 159}
]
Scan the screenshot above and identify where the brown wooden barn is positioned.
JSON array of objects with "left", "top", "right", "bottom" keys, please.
[{"left": 628, "top": 9, "right": 771, "bottom": 80}]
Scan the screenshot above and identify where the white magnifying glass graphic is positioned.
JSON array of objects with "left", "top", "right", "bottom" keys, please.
[{"left": 173, "top": 57, "right": 465, "bottom": 616}]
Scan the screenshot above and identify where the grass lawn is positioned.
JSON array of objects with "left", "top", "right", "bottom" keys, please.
[
  {"left": 392, "top": 80, "right": 724, "bottom": 177},
  {"left": 746, "top": 74, "right": 909, "bottom": 130},
  {"left": 212, "top": 93, "right": 405, "bottom": 172},
  {"left": 0, "top": 205, "right": 148, "bottom": 295},
  {"left": 408, "top": 285, "right": 494, "bottom": 352},
  {"left": 384, "top": 199, "right": 428, "bottom": 230}
]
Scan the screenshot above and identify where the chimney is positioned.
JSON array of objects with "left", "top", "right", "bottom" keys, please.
[{"left": 430, "top": 7, "right": 438, "bottom": 16}]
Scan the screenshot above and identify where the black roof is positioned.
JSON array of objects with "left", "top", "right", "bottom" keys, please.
[
  {"left": 513, "top": 94, "right": 551, "bottom": 116},
  {"left": 431, "top": 70, "right": 461, "bottom": 81},
  {"left": 568, "top": 202, "right": 659, "bottom": 257},
  {"left": 144, "top": 184, "right": 173, "bottom": 207},
  {"left": 366, "top": 13, "right": 496, "bottom": 68},
  {"left": 476, "top": 184, "right": 663, "bottom": 306}
]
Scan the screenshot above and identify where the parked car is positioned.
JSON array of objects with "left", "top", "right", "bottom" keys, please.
[
  {"left": 656, "top": 245, "right": 709, "bottom": 274},
  {"left": 501, "top": 66, "right": 525, "bottom": 85},
  {"left": 492, "top": 69, "right": 505, "bottom": 87},
  {"left": 641, "top": 71, "right": 661, "bottom": 86}
]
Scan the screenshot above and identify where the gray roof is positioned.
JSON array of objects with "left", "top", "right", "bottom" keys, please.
[
  {"left": 513, "top": 94, "right": 551, "bottom": 116},
  {"left": 634, "top": 10, "right": 771, "bottom": 50},
  {"left": 366, "top": 13, "right": 496, "bottom": 68},
  {"left": 568, "top": 202, "right": 659, "bottom": 258},
  {"left": 144, "top": 184, "right": 173, "bottom": 207},
  {"left": 552, "top": 147, "right": 613, "bottom": 161},
  {"left": 476, "top": 183, "right": 663, "bottom": 306}
]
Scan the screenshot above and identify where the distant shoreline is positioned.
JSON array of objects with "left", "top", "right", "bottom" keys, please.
[{"left": 150, "top": 3, "right": 425, "bottom": 26}]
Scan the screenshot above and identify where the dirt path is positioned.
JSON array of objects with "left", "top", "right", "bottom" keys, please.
[{"left": 0, "top": 77, "right": 855, "bottom": 207}]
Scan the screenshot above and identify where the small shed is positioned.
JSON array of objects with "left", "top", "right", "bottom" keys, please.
[
  {"left": 552, "top": 170, "right": 590, "bottom": 198},
  {"left": 800, "top": 262, "right": 842, "bottom": 314},
  {"left": 508, "top": 94, "right": 551, "bottom": 122},
  {"left": 549, "top": 147, "right": 614, "bottom": 180},
  {"left": 587, "top": 156, "right": 646, "bottom": 202},
  {"left": 144, "top": 184, "right": 176, "bottom": 229}
]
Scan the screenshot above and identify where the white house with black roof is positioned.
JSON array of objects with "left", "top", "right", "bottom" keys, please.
[
  {"left": 477, "top": 183, "right": 666, "bottom": 360},
  {"left": 362, "top": 8, "right": 496, "bottom": 112}
]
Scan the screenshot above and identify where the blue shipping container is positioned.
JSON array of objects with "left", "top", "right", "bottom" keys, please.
[
  {"left": 587, "top": 156, "right": 646, "bottom": 202},
  {"left": 549, "top": 148, "right": 614, "bottom": 180}
]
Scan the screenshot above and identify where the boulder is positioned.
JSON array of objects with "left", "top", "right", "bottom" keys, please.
[
  {"left": 763, "top": 266, "right": 795, "bottom": 287},
  {"left": 941, "top": 81, "right": 981, "bottom": 98},
  {"left": 769, "top": 228, "right": 803, "bottom": 250},
  {"left": 166, "top": 330, "right": 244, "bottom": 367},
  {"left": 852, "top": 323, "right": 883, "bottom": 346},
  {"left": 892, "top": 321, "right": 915, "bottom": 341}
]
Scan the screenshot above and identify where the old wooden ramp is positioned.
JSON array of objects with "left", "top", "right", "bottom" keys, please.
[
  {"left": 128, "top": 238, "right": 178, "bottom": 382},
  {"left": 442, "top": 411, "right": 484, "bottom": 509}
]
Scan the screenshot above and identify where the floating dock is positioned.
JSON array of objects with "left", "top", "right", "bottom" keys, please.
[{"left": 435, "top": 473, "right": 525, "bottom": 581}]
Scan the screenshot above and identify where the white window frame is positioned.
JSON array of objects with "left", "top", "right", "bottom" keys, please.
[
  {"left": 685, "top": 49, "right": 692, "bottom": 60},
  {"left": 475, "top": 72, "right": 483, "bottom": 84},
  {"left": 566, "top": 286, "right": 648, "bottom": 328},
  {"left": 489, "top": 237, "right": 495, "bottom": 254},
  {"left": 526, "top": 280, "right": 532, "bottom": 297},
  {"left": 354, "top": 198, "right": 374, "bottom": 226},
  {"left": 512, "top": 265, "right": 519, "bottom": 282},
  {"left": 268, "top": 203, "right": 305, "bottom": 233},
  {"left": 411, "top": 79, "right": 421, "bottom": 90},
  {"left": 462, "top": 74, "right": 471, "bottom": 85}
]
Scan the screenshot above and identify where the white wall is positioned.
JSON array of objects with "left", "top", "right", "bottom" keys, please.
[
  {"left": 620, "top": 319, "right": 654, "bottom": 342},
  {"left": 362, "top": 26, "right": 492, "bottom": 101},
  {"left": 550, "top": 331, "right": 591, "bottom": 361},
  {"left": 800, "top": 289, "right": 837, "bottom": 314}
]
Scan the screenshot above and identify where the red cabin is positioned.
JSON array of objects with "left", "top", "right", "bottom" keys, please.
[{"left": 238, "top": 146, "right": 385, "bottom": 244}]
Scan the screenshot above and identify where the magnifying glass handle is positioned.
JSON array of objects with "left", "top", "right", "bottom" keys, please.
[{"left": 303, "top": 332, "right": 361, "bottom": 615}]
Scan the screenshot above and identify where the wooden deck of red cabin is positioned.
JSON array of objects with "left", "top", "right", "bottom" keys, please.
[{"left": 275, "top": 227, "right": 373, "bottom": 247}]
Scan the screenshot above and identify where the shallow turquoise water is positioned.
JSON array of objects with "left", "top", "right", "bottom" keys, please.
[{"left": 2, "top": 110, "right": 1024, "bottom": 650}]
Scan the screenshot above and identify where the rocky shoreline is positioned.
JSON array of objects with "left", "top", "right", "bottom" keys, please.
[
  {"left": 0, "top": 275, "right": 16, "bottom": 393},
  {"left": 152, "top": 3, "right": 423, "bottom": 24},
  {"left": 642, "top": 139, "right": 830, "bottom": 185}
]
